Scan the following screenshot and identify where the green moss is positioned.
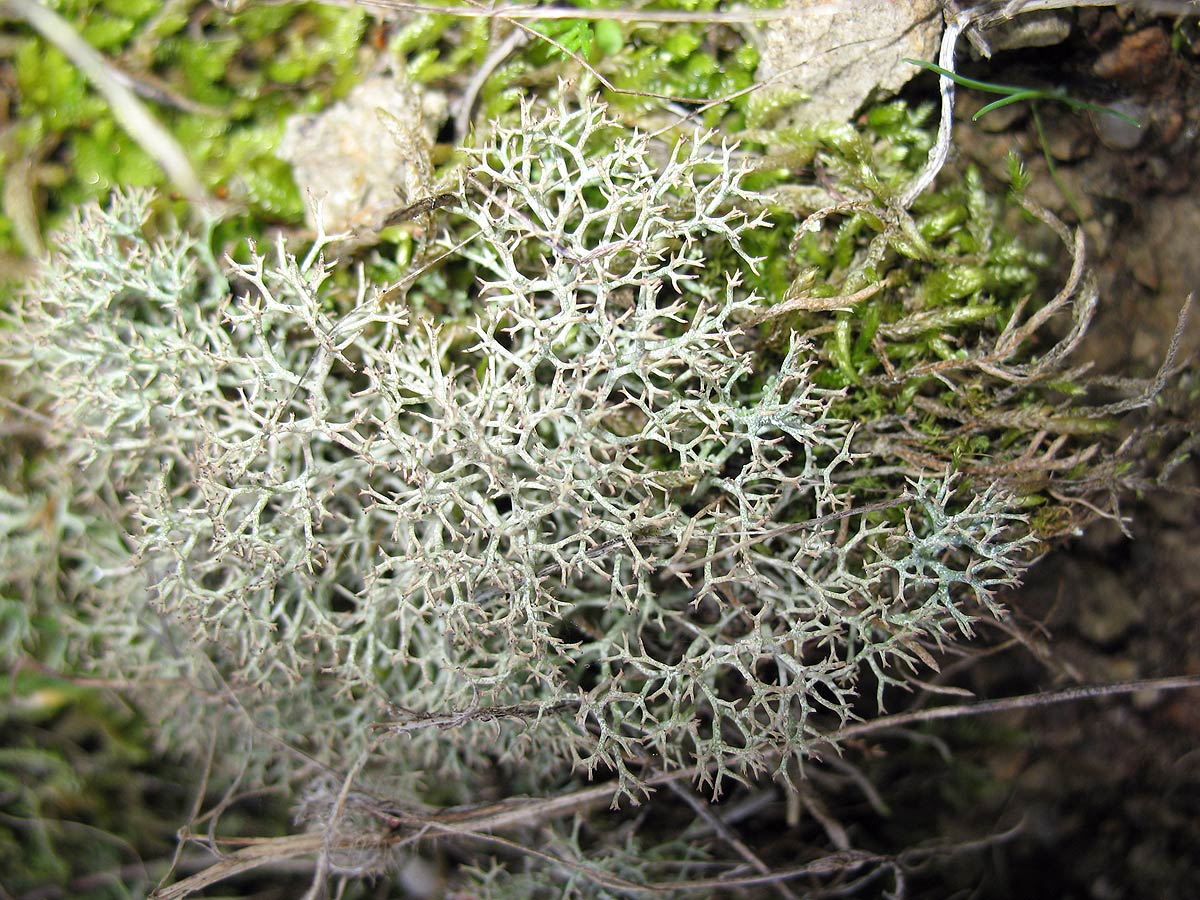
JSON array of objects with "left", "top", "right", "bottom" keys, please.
[
  {"left": 695, "top": 93, "right": 1141, "bottom": 520},
  {"left": 14, "top": 41, "right": 106, "bottom": 128},
  {"left": 4, "top": 10, "right": 1189, "bottom": 898},
  {"left": 399, "top": 15, "right": 490, "bottom": 82},
  {"left": 72, "top": 119, "right": 161, "bottom": 190},
  {"left": 0, "top": 0, "right": 366, "bottom": 260}
]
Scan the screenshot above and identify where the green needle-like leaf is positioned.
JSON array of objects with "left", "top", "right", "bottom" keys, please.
[
  {"left": 904, "top": 58, "right": 1141, "bottom": 129},
  {"left": 974, "top": 90, "right": 1043, "bottom": 119}
]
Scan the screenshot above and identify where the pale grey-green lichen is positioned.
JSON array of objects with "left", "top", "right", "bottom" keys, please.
[{"left": 5, "top": 94, "right": 1034, "bottom": 809}]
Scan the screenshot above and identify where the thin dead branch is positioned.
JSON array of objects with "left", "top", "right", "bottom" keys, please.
[
  {"left": 834, "top": 673, "right": 1200, "bottom": 742},
  {"left": 0, "top": 0, "right": 211, "bottom": 206},
  {"left": 152, "top": 674, "right": 1200, "bottom": 898}
]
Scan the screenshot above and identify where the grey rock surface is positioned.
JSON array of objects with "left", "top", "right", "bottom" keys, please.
[
  {"left": 278, "top": 74, "right": 447, "bottom": 234},
  {"left": 756, "top": 0, "right": 942, "bottom": 125}
]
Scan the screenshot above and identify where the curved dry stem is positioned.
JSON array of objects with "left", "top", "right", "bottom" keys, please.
[
  {"left": 152, "top": 673, "right": 1200, "bottom": 898},
  {"left": 1, "top": 0, "right": 211, "bottom": 206},
  {"left": 342, "top": 1, "right": 827, "bottom": 24},
  {"left": 834, "top": 673, "right": 1200, "bottom": 742},
  {"left": 901, "top": 0, "right": 1199, "bottom": 204}
]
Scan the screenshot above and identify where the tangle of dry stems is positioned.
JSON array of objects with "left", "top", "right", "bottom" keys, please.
[
  {"left": 151, "top": 674, "right": 1200, "bottom": 899},
  {"left": 14, "top": 2, "right": 1198, "bottom": 898}
]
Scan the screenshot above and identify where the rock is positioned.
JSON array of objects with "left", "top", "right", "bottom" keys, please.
[
  {"left": 277, "top": 74, "right": 448, "bottom": 234},
  {"left": 1093, "top": 27, "right": 1172, "bottom": 87},
  {"left": 1126, "top": 243, "right": 1159, "bottom": 291},
  {"left": 1092, "top": 98, "right": 1147, "bottom": 151},
  {"left": 1043, "top": 115, "right": 1093, "bottom": 162},
  {"left": 1075, "top": 565, "right": 1144, "bottom": 645},
  {"left": 755, "top": 0, "right": 942, "bottom": 125},
  {"left": 979, "top": 10, "right": 1072, "bottom": 54}
]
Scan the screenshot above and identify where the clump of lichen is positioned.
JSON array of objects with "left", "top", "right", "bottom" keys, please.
[
  {"left": 2, "top": 8, "right": 1195, "bottom": 895},
  {"left": 5, "top": 94, "right": 1039, "bottom": 816}
]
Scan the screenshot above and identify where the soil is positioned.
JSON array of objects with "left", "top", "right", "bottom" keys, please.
[
  {"left": 8, "top": 8, "right": 1197, "bottom": 899},
  {"left": 860, "top": 10, "right": 1200, "bottom": 899}
]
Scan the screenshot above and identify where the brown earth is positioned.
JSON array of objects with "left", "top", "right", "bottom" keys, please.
[{"left": 860, "top": 10, "right": 1200, "bottom": 898}]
